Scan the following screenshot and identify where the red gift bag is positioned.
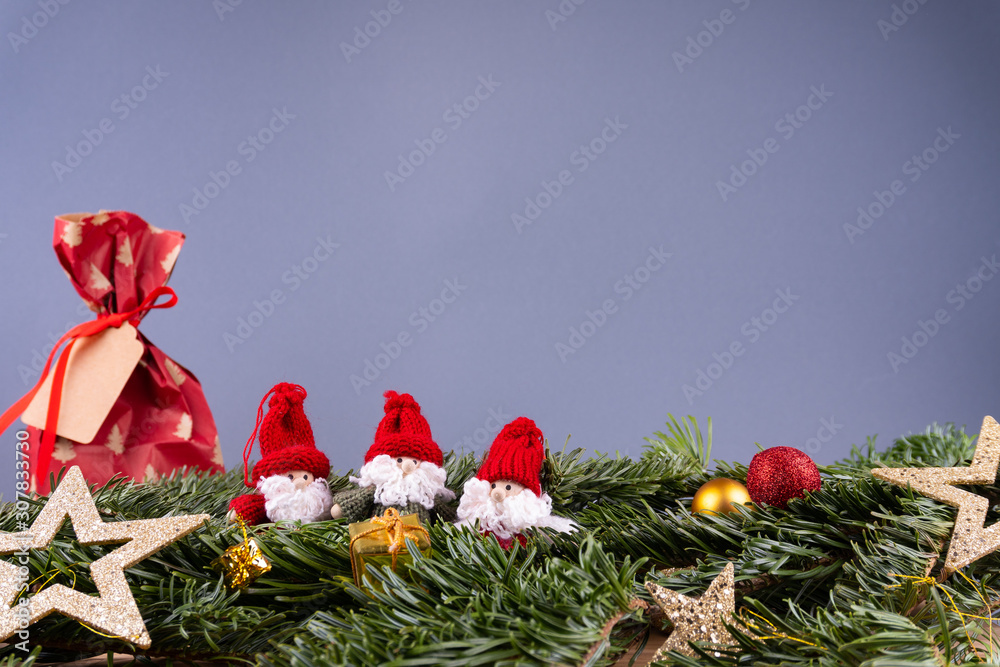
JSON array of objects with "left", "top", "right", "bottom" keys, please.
[{"left": 3, "top": 211, "right": 223, "bottom": 494}]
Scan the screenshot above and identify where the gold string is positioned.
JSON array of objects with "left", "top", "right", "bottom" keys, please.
[
  {"left": 887, "top": 572, "right": 997, "bottom": 660},
  {"left": 22, "top": 568, "right": 63, "bottom": 595},
  {"left": 954, "top": 568, "right": 997, "bottom": 655},
  {"left": 21, "top": 568, "right": 129, "bottom": 641},
  {"left": 21, "top": 566, "right": 80, "bottom": 599},
  {"left": 77, "top": 621, "right": 128, "bottom": 641},
  {"left": 736, "top": 608, "right": 827, "bottom": 650}
]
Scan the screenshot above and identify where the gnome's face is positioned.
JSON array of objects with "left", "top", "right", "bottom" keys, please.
[
  {"left": 350, "top": 454, "right": 456, "bottom": 510},
  {"left": 396, "top": 457, "right": 421, "bottom": 476},
  {"left": 258, "top": 470, "right": 332, "bottom": 523},
  {"left": 457, "top": 477, "right": 557, "bottom": 540},
  {"left": 489, "top": 479, "right": 525, "bottom": 503},
  {"left": 287, "top": 470, "right": 315, "bottom": 489}
]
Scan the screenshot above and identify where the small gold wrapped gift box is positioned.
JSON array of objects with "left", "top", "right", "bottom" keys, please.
[
  {"left": 348, "top": 508, "right": 431, "bottom": 591},
  {"left": 212, "top": 519, "right": 271, "bottom": 590}
]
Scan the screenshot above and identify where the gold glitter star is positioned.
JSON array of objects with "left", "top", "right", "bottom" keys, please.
[
  {"left": 872, "top": 416, "right": 1000, "bottom": 575},
  {"left": 645, "top": 562, "right": 736, "bottom": 660},
  {"left": 0, "top": 466, "right": 209, "bottom": 649}
]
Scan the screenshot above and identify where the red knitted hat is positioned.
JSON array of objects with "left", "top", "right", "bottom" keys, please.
[
  {"left": 476, "top": 417, "right": 545, "bottom": 496},
  {"left": 242, "top": 383, "right": 330, "bottom": 486},
  {"left": 363, "top": 391, "right": 443, "bottom": 467}
]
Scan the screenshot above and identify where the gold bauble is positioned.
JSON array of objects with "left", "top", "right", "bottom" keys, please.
[{"left": 692, "top": 478, "right": 751, "bottom": 515}]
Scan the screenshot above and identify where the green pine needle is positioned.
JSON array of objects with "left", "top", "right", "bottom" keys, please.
[{"left": 644, "top": 414, "right": 713, "bottom": 471}]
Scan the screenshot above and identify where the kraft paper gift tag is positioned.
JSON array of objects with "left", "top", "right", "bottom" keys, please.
[{"left": 21, "top": 323, "right": 143, "bottom": 444}]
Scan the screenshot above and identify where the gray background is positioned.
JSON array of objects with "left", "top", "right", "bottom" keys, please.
[{"left": 1, "top": 1, "right": 998, "bottom": 501}]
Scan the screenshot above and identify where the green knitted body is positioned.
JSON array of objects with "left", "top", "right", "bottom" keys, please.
[{"left": 333, "top": 485, "right": 457, "bottom": 524}]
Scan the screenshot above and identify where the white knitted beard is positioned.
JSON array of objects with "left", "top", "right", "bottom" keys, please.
[
  {"left": 258, "top": 474, "right": 333, "bottom": 523},
  {"left": 350, "top": 454, "right": 456, "bottom": 509},
  {"left": 456, "top": 477, "right": 577, "bottom": 540}
]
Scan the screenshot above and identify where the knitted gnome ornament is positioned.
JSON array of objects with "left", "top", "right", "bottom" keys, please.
[
  {"left": 330, "top": 391, "right": 456, "bottom": 524},
  {"left": 228, "top": 383, "right": 332, "bottom": 525},
  {"left": 456, "top": 417, "right": 575, "bottom": 549}
]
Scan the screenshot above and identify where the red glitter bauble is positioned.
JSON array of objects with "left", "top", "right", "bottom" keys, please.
[{"left": 746, "top": 446, "right": 821, "bottom": 509}]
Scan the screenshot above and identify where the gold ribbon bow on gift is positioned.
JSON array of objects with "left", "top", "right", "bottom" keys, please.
[{"left": 349, "top": 508, "right": 430, "bottom": 570}]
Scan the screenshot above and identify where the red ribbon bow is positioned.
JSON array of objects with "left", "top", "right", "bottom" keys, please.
[{"left": 0, "top": 286, "right": 178, "bottom": 491}]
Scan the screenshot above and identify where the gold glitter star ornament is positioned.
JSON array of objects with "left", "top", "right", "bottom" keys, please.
[
  {"left": 645, "top": 562, "right": 736, "bottom": 660},
  {"left": 0, "top": 466, "right": 209, "bottom": 649},
  {"left": 871, "top": 416, "right": 1000, "bottom": 575}
]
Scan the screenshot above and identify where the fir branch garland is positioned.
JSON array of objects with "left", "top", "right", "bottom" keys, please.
[{"left": 0, "top": 420, "right": 996, "bottom": 665}]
